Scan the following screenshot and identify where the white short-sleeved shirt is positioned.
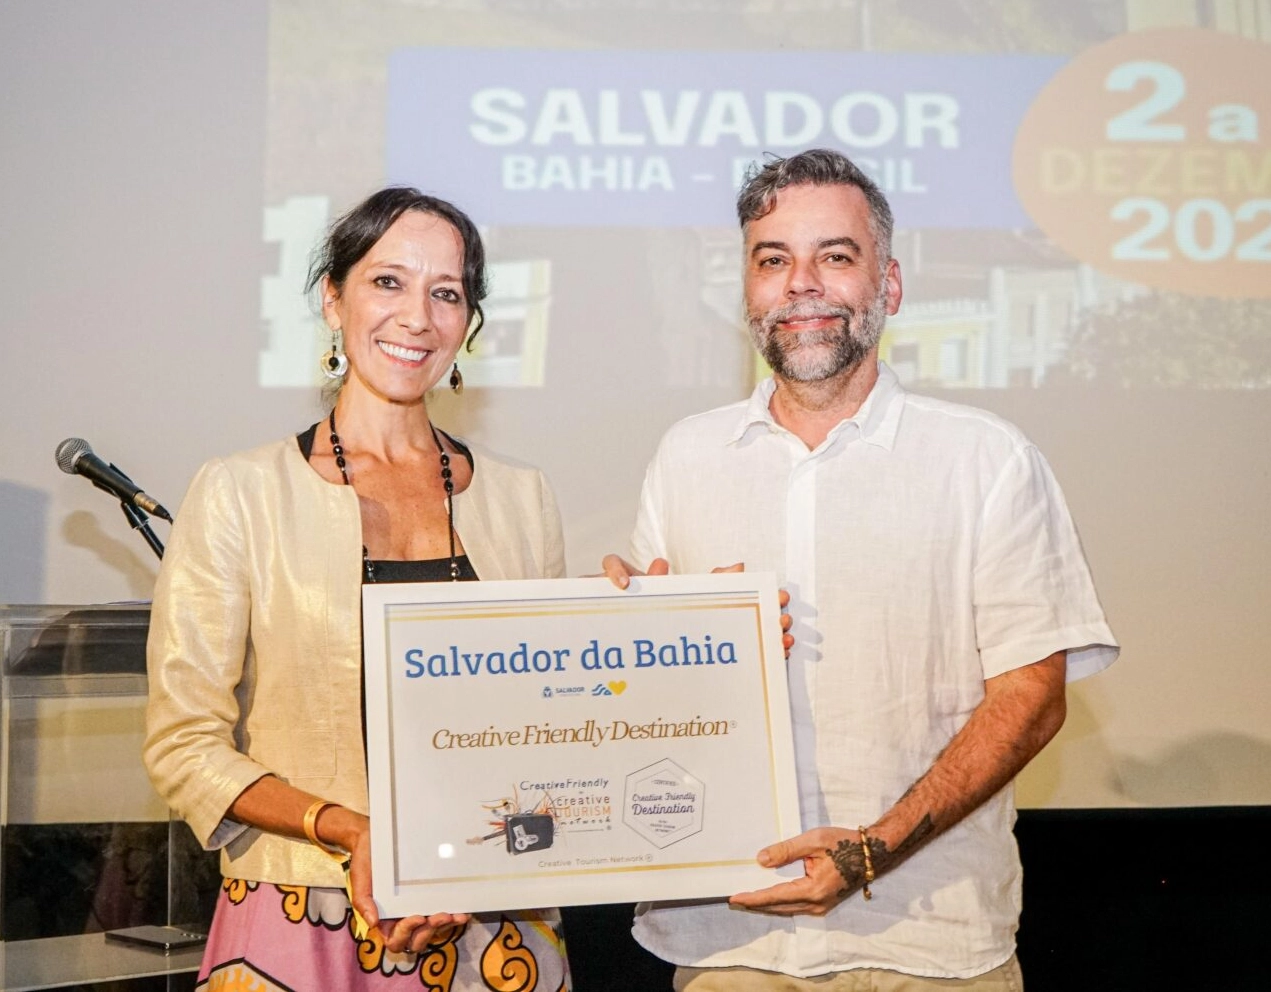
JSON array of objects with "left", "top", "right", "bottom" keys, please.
[{"left": 630, "top": 363, "right": 1117, "bottom": 980}]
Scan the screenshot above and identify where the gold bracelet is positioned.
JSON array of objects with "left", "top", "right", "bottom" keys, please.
[
  {"left": 857, "top": 826, "right": 875, "bottom": 901},
  {"left": 302, "top": 800, "right": 346, "bottom": 858}
]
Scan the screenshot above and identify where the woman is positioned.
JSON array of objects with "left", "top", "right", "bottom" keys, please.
[{"left": 144, "top": 188, "right": 570, "bottom": 991}]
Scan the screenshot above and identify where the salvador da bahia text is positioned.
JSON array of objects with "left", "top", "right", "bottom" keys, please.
[{"left": 402, "top": 634, "right": 739, "bottom": 680}]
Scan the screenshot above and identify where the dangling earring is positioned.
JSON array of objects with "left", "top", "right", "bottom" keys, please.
[
  {"left": 321, "top": 328, "right": 348, "bottom": 379},
  {"left": 449, "top": 362, "right": 464, "bottom": 394}
]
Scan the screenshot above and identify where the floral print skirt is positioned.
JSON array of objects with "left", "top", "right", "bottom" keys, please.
[{"left": 195, "top": 879, "right": 571, "bottom": 992}]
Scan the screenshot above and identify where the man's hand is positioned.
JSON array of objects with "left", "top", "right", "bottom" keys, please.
[
  {"left": 601, "top": 556, "right": 793, "bottom": 655},
  {"left": 730, "top": 826, "right": 869, "bottom": 916},
  {"left": 600, "top": 554, "right": 669, "bottom": 589},
  {"left": 778, "top": 588, "right": 794, "bottom": 657},
  {"left": 732, "top": 652, "right": 1068, "bottom": 919},
  {"left": 600, "top": 556, "right": 743, "bottom": 587}
]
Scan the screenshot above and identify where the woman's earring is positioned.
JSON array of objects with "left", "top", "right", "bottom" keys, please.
[
  {"left": 449, "top": 362, "right": 464, "bottom": 394},
  {"left": 321, "top": 328, "right": 348, "bottom": 379}
]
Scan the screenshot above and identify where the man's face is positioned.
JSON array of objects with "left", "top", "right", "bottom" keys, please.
[{"left": 743, "top": 183, "right": 902, "bottom": 383}]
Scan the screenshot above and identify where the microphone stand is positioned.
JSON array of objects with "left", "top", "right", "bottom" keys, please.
[{"left": 119, "top": 501, "right": 165, "bottom": 560}]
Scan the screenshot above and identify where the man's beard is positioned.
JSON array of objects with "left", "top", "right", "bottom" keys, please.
[{"left": 747, "top": 289, "right": 887, "bottom": 383}]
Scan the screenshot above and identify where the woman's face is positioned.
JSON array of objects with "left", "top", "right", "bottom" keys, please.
[{"left": 323, "top": 210, "right": 471, "bottom": 405}]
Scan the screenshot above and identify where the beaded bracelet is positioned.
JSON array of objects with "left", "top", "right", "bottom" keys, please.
[{"left": 857, "top": 826, "right": 876, "bottom": 901}]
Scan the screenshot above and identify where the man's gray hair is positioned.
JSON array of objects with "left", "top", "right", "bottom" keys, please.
[{"left": 736, "top": 149, "right": 894, "bottom": 266}]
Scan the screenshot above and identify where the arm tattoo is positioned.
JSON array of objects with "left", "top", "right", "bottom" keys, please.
[
  {"left": 828, "top": 837, "right": 869, "bottom": 896},
  {"left": 828, "top": 815, "right": 937, "bottom": 895},
  {"left": 889, "top": 814, "right": 935, "bottom": 864}
]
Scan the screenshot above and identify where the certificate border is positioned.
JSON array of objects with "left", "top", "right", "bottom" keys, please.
[{"left": 362, "top": 574, "right": 799, "bottom": 912}]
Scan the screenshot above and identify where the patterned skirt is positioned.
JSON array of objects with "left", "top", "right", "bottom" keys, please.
[{"left": 195, "top": 879, "right": 571, "bottom": 992}]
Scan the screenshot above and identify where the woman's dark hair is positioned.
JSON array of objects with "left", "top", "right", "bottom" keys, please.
[{"left": 307, "top": 186, "right": 489, "bottom": 348}]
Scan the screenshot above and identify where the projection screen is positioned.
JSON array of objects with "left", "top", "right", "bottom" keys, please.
[{"left": 3, "top": 0, "right": 1268, "bottom": 811}]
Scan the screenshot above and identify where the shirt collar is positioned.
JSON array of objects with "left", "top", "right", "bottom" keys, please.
[{"left": 728, "top": 360, "right": 905, "bottom": 451}]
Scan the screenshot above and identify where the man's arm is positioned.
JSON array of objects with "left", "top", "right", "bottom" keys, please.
[{"left": 730, "top": 650, "right": 1067, "bottom": 915}]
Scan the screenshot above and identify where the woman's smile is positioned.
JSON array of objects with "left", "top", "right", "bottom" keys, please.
[{"left": 376, "top": 340, "right": 429, "bottom": 363}]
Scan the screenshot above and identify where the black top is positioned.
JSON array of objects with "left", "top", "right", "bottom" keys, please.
[
  {"left": 367, "top": 558, "right": 477, "bottom": 583},
  {"left": 295, "top": 424, "right": 479, "bottom": 582}
]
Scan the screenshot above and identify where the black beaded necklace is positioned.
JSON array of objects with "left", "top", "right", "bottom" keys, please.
[{"left": 328, "top": 410, "right": 460, "bottom": 582}]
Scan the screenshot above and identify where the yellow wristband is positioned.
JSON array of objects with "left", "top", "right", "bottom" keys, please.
[
  {"left": 342, "top": 860, "right": 371, "bottom": 941},
  {"left": 303, "top": 800, "right": 346, "bottom": 858},
  {"left": 303, "top": 801, "right": 369, "bottom": 939}
]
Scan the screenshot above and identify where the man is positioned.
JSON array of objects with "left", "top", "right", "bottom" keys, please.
[{"left": 604, "top": 149, "right": 1117, "bottom": 989}]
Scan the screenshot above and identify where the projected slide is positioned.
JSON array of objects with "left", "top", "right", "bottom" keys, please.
[
  {"left": 9, "top": 0, "right": 1269, "bottom": 809},
  {"left": 259, "top": 0, "right": 1270, "bottom": 393}
]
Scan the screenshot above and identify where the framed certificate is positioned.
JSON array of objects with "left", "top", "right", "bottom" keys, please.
[{"left": 361, "top": 573, "right": 800, "bottom": 916}]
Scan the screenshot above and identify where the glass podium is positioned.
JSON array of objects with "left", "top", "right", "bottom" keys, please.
[{"left": 1, "top": 605, "right": 218, "bottom": 991}]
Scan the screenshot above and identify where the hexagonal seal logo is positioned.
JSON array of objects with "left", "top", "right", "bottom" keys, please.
[{"left": 624, "top": 758, "right": 705, "bottom": 849}]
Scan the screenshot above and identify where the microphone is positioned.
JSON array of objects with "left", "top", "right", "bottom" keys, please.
[{"left": 55, "top": 438, "right": 173, "bottom": 522}]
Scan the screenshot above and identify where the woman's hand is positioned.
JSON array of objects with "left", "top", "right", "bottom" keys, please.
[
  {"left": 379, "top": 912, "right": 469, "bottom": 954},
  {"left": 320, "top": 805, "right": 471, "bottom": 954}
]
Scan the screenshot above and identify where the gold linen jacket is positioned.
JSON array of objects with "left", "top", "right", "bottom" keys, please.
[{"left": 143, "top": 436, "right": 565, "bottom": 887}]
